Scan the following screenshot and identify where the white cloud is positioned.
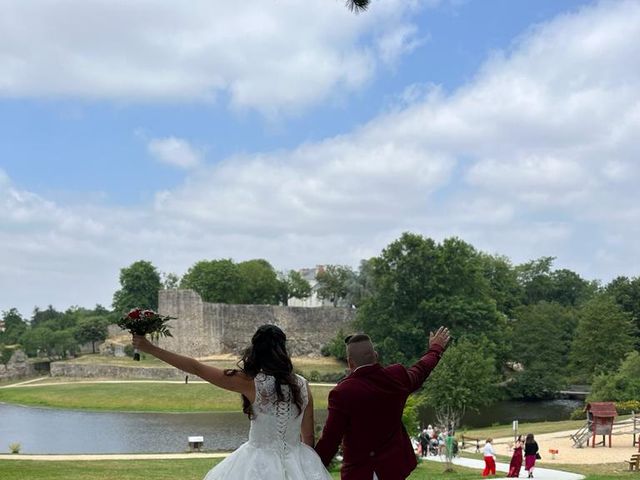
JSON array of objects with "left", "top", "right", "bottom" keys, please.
[
  {"left": 377, "top": 24, "right": 428, "bottom": 66},
  {"left": 147, "top": 137, "right": 202, "bottom": 169},
  {"left": 2, "top": 1, "right": 640, "bottom": 314},
  {"left": 0, "top": 0, "right": 429, "bottom": 116}
]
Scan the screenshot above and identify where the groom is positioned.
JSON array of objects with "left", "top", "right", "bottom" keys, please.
[{"left": 315, "top": 326, "right": 450, "bottom": 480}]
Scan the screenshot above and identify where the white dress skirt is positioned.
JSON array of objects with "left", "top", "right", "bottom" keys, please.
[{"left": 203, "top": 373, "right": 332, "bottom": 480}]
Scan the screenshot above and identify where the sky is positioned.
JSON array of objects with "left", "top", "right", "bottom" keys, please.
[{"left": 1, "top": 0, "right": 639, "bottom": 317}]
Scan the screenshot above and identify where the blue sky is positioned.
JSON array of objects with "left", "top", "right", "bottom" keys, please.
[{"left": 1, "top": 0, "right": 639, "bottom": 315}]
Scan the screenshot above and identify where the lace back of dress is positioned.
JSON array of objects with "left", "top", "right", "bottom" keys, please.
[{"left": 252, "top": 373, "right": 308, "bottom": 455}]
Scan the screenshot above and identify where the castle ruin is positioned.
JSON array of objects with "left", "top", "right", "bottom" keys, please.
[{"left": 157, "top": 289, "right": 355, "bottom": 358}]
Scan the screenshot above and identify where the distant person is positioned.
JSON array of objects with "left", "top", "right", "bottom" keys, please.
[
  {"left": 437, "top": 430, "right": 446, "bottom": 455},
  {"left": 507, "top": 435, "right": 523, "bottom": 477},
  {"left": 482, "top": 438, "right": 496, "bottom": 477},
  {"left": 524, "top": 433, "right": 540, "bottom": 478},
  {"left": 314, "top": 326, "right": 451, "bottom": 480},
  {"left": 426, "top": 424, "right": 434, "bottom": 438},
  {"left": 420, "top": 428, "right": 430, "bottom": 457}
]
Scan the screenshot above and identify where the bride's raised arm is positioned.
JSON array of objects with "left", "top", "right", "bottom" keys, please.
[{"left": 132, "top": 334, "right": 255, "bottom": 401}]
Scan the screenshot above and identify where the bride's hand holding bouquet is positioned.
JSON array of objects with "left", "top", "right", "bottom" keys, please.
[{"left": 117, "top": 308, "right": 174, "bottom": 361}]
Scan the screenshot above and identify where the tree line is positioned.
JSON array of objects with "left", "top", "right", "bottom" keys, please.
[
  {"left": 2, "top": 233, "right": 639, "bottom": 420},
  {"left": 319, "top": 233, "right": 639, "bottom": 427}
]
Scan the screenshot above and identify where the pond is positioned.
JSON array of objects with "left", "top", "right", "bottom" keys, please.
[
  {"left": 419, "top": 398, "right": 583, "bottom": 430},
  {"left": 0, "top": 399, "right": 581, "bottom": 454}
]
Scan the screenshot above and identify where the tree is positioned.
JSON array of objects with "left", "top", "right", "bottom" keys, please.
[
  {"left": 180, "top": 259, "right": 242, "bottom": 303},
  {"left": 479, "top": 254, "right": 522, "bottom": 317},
  {"left": 20, "top": 327, "right": 54, "bottom": 357},
  {"left": 316, "top": 265, "right": 354, "bottom": 307},
  {"left": 344, "top": 259, "right": 377, "bottom": 308},
  {"left": 420, "top": 338, "right": 498, "bottom": 430},
  {"left": 508, "top": 302, "right": 578, "bottom": 398},
  {"left": 516, "top": 257, "right": 555, "bottom": 305},
  {"left": 277, "top": 270, "right": 312, "bottom": 306},
  {"left": 112, "top": 260, "right": 162, "bottom": 314},
  {"left": 355, "top": 234, "right": 505, "bottom": 365},
  {"left": 516, "top": 258, "right": 596, "bottom": 307},
  {"left": 0, "top": 308, "right": 28, "bottom": 345},
  {"left": 606, "top": 276, "right": 640, "bottom": 339},
  {"left": 237, "top": 259, "right": 280, "bottom": 304},
  {"left": 589, "top": 351, "right": 640, "bottom": 402},
  {"left": 0, "top": 345, "right": 15, "bottom": 366},
  {"left": 569, "top": 295, "right": 636, "bottom": 382},
  {"left": 31, "top": 305, "right": 63, "bottom": 328},
  {"left": 75, "top": 317, "right": 109, "bottom": 354},
  {"left": 549, "top": 269, "right": 597, "bottom": 307},
  {"left": 161, "top": 272, "right": 180, "bottom": 289}
]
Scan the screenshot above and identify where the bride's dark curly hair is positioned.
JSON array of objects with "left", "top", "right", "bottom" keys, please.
[{"left": 225, "top": 324, "right": 304, "bottom": 419}]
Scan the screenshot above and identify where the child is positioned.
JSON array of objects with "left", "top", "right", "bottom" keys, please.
[{"left": 482, "top": 438, "right": 496, "bottom": 477}]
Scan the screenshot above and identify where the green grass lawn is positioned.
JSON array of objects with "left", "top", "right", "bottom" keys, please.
[
  {"left": 462, "top": 415, "right": 632, "bottom": 440},
  {"left": 0, "top": 458, "right": 633, "bottom": 480},
  {"left": 61, "top": 353, "right": 346, "bottom": 378},
  {"left": 460, "top": 419, "right": 587, "bottom": 440},
  {"left": 0, "top": 382, "right": 333, "bottom": 412},
  {"left": 0, "top": 459, "right": 488, "bottom": 480}
]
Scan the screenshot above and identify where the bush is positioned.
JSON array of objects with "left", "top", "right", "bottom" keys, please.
[
  {"left": 304, "top": 370, "right": 345, "bottom": 383},
  {"left": 123, "top": 344, "right": 135, "bottom": 358},
  {"left": 1, "top": 346, "right": 13, "bottom": 366},
  {"left": 320, "top": 330, "right": 347, "bottom": 361},
  {"left": 616, "top": 400, "right": 640, "bottom": 415},
  {"left": 569, "top": 407, "right": 586, "bottom": 420},
  {"left": 9, "top": 442, "right": 21, "bottom": 454}
]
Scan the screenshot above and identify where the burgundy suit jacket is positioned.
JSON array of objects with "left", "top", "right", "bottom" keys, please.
[{"left": 315, "top": 345, "right": 444, "bottom": 480}]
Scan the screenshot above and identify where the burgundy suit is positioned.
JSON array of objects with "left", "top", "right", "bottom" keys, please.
[{"left": 315, "top": 345, "right": 444, "bottom": 480}]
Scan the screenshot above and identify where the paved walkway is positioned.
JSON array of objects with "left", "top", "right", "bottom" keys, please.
[{"left": 424, "top": 456, "right": 585, "bottom": 479}]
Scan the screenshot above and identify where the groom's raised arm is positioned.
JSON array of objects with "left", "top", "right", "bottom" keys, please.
[
  {"left": 315, "top": 387, "right": 349, "bottom": 466},
  {"left": 405, "top": 326, "right": 450, "bottom": 393}
]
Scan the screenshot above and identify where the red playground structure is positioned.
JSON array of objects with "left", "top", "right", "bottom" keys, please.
[{"left": 585, "top": 402, "right": 617, "bottom": 448}]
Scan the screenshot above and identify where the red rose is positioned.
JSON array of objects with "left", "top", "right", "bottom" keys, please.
[
  {"left": 127, "top": 308, "right": 142, "bottom": 319},
  {"left": 143, "top": 310, "right": 155, "bottom": 318}
]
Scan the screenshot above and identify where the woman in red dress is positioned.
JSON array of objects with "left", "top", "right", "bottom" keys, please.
[{"left": 507, "top": 435, "right": 523, "bottom": 477}]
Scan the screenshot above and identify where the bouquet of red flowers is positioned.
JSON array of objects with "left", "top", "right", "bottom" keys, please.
[{"left": 117, "top": 308, "right": 174, "bottom": 361}]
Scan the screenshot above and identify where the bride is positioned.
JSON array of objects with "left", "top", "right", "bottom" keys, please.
[{"left": 133, "top": 324, "right": 332, "bottom": 480}]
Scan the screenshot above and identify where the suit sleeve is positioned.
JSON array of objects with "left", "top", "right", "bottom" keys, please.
[
  {"left": 404, "top": 344, "right": 445, "bottom": 393},
  {"left": 314, "top": 387, "right": 349, "bottom": 466}
]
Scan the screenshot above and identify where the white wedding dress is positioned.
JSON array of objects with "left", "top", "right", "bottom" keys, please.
[{"left": 203, "top": 373, "right": 332, "bottom": 480}]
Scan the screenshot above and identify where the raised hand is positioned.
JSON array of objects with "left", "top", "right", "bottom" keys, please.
[
  {"left": 132, "top": 334, "right": 154, "bottom": 353},
  {"left": 429, "top": 326, "right": 451, "bottom": 350}
]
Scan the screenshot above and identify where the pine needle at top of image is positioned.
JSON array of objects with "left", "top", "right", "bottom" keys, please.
[{"left": 346, "top": 0, "right": 370, "bottom": 14}]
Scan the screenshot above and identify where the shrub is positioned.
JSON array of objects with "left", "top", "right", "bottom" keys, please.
[
  {"left": 123, "top": 344, "right": 135, "bottom": 358},
  {"left": 9, "top": 442, "right": 21, "bottom": 454},
  {"left": 304, "top": 370, "right": 345, "bottom": 383},
  {"left": 615, "top": 400, "right": 640, "bottom": 415},
  {"left": 320, "top": 330, "right": 347, "bottom": 361},
  {"left": 569, "top": 407, "right": 586, "bottom": 420}
]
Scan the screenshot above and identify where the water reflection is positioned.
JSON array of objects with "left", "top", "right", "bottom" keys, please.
[
  {"left": 419, "top": 399, "right": 583, "bottom": 430},
  {"left": 0, "top": 403, "right": 255, "bottom": 454},
  {"left": 0, "top": 399, "right": 579, "bottom": 454}
]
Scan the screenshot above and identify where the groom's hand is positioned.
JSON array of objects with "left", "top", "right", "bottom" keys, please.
[{"left": 429, "top": 326, "right": 451, "bottom": 350}]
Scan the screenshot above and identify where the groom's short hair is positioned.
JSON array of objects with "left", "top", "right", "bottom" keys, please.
[
  {"left": 345, "top": 333, "right": 376, "bottom": 367},
  {"left": 344, "top": 333, "right": 371, "bottom": 345}
]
